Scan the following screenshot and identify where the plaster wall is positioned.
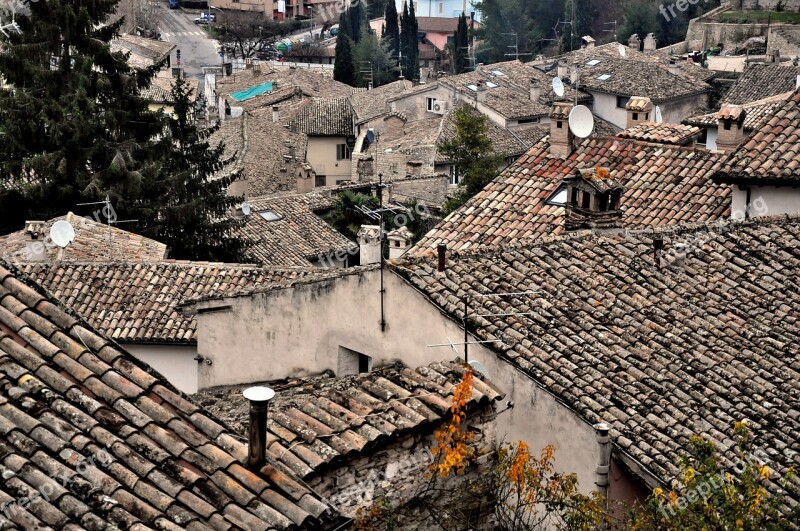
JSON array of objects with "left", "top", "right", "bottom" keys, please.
[{"left": 126, "top": 343, "right": 199, "bottom": 394}]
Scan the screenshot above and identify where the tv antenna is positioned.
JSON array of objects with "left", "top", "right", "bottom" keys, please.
[
  {"left": 501, "top": 32, "right": 532, "bottom": 61},
  {"left": 76, "top": 194, "right": 139, "bottom": 261},
  {"left": 603, "top": 20, "right": 618, "bottom": 43},
  {"left": 0, "top": 9, "right": 21, "bottom": 37},
  {"left": 427, "top": 290, "right": 540, "bottom": 362}
]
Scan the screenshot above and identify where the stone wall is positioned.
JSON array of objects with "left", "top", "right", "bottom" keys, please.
[
  {"left": 741, "top": 0, "right": 800, "bottom": 10},
  {"left": 307, "top": 408, "right": 498, "bottom": 528}
]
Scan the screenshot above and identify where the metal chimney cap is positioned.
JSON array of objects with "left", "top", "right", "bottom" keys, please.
[{"left": 243, "top": 386, "right": 275, "bottom": 403}]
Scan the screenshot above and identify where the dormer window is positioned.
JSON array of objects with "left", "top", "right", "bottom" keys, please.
[{"left": 563, "top": 168, "right": 625, "bottom": 231}]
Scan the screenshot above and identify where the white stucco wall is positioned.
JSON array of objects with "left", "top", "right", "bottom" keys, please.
[
  {"left": 306, "top": 136, "right": 352, "bottom": 186},
  {"left": 192, "top": 269, "right": 604, "bottom": 495},
  {"left": 703, "top": 127, "right": 718, "bottom": 150},
  {"left": 589, "top": 90, "right": 708, "bottom": 130},
  {"left": 730, "top": 184, "right": 800, "bottom": 219},
  {"left": 125, "top": 343, "right": 199, "bottom": 394}
]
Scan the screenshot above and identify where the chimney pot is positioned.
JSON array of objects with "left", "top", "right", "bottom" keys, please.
[
  {"left": 243, "top": 386, "right": 275, "bottom": 472},
  {"left": 476, "top": 81, "right": 487, "bottom": 103},
  {"left": 272, "top": 105, "right": 280, "bottom": 123},
  {"left": 530, "top": 79, "right": 541, "bottom": 102},
  {"left": 437, "top": 243, "right": 446, "bottom": 272}
]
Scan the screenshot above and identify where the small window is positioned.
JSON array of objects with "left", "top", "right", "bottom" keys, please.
[
  {"left": 336, "top": 144, "right": 351, "bottom": 160},
  {"left": 545, "top": 184, "right": 568, "bottom": 206},
  {"left": 426, "top": 97, "right": 436, "bottom": 111},
  {"left": 697, "top": 128, "right": 708, "bottom": 145},
  {"left": 723, "top": 121, "right": 731, "bottom": 130},
  {"left": 632, "top": 112, "right": 639, "bottom": 121},
  {"left": 258, "top": 210, "right": 282, "bottom": 221},
  {"left": 557, "top": 121, "right": 563, "bottom": 129},
  {"left": 338, "top": 346, "right": 372, "bottom": 375},
  {"left": 491, "top": 70, "right": 505, "bottom": 77},
  {"left": 616, "top": 96, "right": 631, "bottom": 109},
  {"left": 485, "top": 81, "right": 498, "bottom": 88},
  {"left": 315, "top": 175, "right": 326, "bottom": 187},
  {"left": 438, "top": 2, "right": 443, "bottom": 14},
  {"left": 581, "top": 191, "right": 591, "bottom": 209},
  {"left": 466, "top": 84, "right": 478, "bottom": 91},
  {"left": 596, "top": 74, "right": 611, "bottom": 81},
  {"left": 586, "top": 59, "right": 601, "bottom": 66},
  {"left": 517, "top": 117, "right": 540, "bottom": 124}
]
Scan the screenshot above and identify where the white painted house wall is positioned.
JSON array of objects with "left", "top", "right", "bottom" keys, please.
[
  {"left": 190, "top": 269, "right": 612, "bottom": 496},
  {"left": 126, "top": 343, "right": 199, "bottom": 394},
  {"left": 730, "top": 185, "right": 800, "bottom": 219}
]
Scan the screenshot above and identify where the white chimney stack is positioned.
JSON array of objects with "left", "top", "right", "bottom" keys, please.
[
  {"left": 357, "top": 225, "right": 382, "bottom": 265},
  {"left": 530, "top": 79, "right": 541, "bottom": 102}
]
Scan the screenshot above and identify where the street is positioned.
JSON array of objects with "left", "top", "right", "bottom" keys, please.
[{"left": 156, "top": 2, "right": 220, "bottom": 78}]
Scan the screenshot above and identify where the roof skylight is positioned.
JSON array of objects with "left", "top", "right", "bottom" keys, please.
[
  {"left": 491, "top": 70, "right": 506, "bottom": 77},
  {"left": 258, "top": 210, "right": 283, "bottom": 222},
  {"left": 586, "top": 59, "right": 601, "bottom": 66},
  {"left": 596, "top": 74, "right": 612, "bottom": 81}
]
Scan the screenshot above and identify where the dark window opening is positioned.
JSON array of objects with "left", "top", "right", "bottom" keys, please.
[
  {"left": 632, "top": 112, "right": 639, "bottom": 121},
  {"left": 581, "top": 191, "right": 591, "bottom": 209}
]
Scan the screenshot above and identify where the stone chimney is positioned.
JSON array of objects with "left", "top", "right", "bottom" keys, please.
[
  {"left": 549, "top": 102, "right": 575, "bottom": 158},
  {"left": 243, "top": 386, "right": 275, "bottom": 472},
  {"left": 387, "top": 226, "right": 414, "bottom": 260},
  {"left": 272, "top": 105, "right": 280, "bottom": 123},
  {"left": 668, "top": 58, "right": 681, "bottom": 76},
  {"left": 24, "top": 221, "right": 47, "bottom": 261},
  {"left": 476, "top": 81, "right": 487, "bottom": 103},
  {"left": 624, "top": 96, "right": 653, "bottom": 129},
  {"left": 564, "top": 168, "right": 624, "bottom": 231},
  {"left": 643, "top": 33, "right": 657, "bottom": 51},
  {"left": 530, "top": 79, "right": 541, "bottom": 102},
  {"left": 581, "top": 35, "right": 596, "bottom": 49},
  {"left": 357, "top": 225, "right": 382, "bottom": 265},
  {"left": 556, "top": 61, "right": 569, "bottom": 81},
  {"left": 296, "top": 163, "right": 315, "bottom": 194},
  {"left": 716, "top": 104, "right": 747, "bottom": 154},
  {"left": 628, "top": 34, "right": 640, "bottom": 50},
  {"left": 767, "top": 49, "right": 780, "bottom": 63}
]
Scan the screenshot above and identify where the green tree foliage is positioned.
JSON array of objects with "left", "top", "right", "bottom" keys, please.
[
  {"left": 438, "top": 107, "right": 503, "bottom": 213},
  {"left": 368, "top": 0, "right": 388, "bottom": 19},
  {"left": 400, "top": 1, "right": 419, "bottom": 80},
  {"left": 0, "top": 0, "right": 165, "bottom": 232},
  {"left": 451, "top": 13, "right": 469, "bottom": 74},
  {"left": 334, "top": 13, "right": 356, "bottom": 85},
  {"left": 323, "top": 191, "right": 379, "bottom": 240},
  {"left": 562, "top": 0, "right": 595, "bottom": 52},
  {"left": 346, "top": 0, "right": 368, "bottom": 44},
  {"left": 382, "top": 0, "right": 401, "bottom": 61},
  {"left": 139, "top": 78, "right": 251, "bottom": 262},
  {"left": 474, "top": 0, "right": 540, "bottom": 63},
  {"left": 630, "top": 422, "right": 800, "bottom": 531},
  {"left": 353, "top": 27, "right": 396, "bottom": 88}
]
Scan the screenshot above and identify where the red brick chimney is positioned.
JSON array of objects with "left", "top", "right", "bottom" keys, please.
[
  {"left": 716, "top": 104, "right": 746, "bottom": 154},
  {"left": 549, "top": 102, "right": 575, "bottom": 158}
]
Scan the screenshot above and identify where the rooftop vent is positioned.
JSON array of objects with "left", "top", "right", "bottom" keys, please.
[{"left": 243, "top": 386, "right": 275, "bottom": 472}]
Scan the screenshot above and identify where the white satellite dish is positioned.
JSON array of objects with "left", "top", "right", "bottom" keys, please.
[
  {"left": 654, "top": 105, "right": 663, "bottom": 123},
  {"left": 568, "top": 105, "right": 594, "bottom": 138},
  {"left": 618, "top": 44, "right": 626, "bottom": 57},
  {"left": 49, "top": 220, "right": 75, "bottom": 248},
  {"left": 242, "top": 202, "right": 252, "bottom": 216},
  {"left": 552, "top": 76, "right": 565, "bottom": 97},
  {"left": 468, "top": 360, "right": 491, "bottom": 380}
]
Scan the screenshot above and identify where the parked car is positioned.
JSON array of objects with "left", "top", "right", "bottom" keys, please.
[{"left": 194, "top": 17, "right": 209, "bottom": 25}]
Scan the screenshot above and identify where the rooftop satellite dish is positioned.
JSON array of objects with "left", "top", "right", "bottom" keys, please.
[
  {"left": 242, "top": 202, "right": 252, "bottom": 216},
  {"left": 618, "top": 44, "right": 626, "bottom": 57},
  {"left": 654, "top": 105, "right": 663, "bottom": 123},
  {"left": 468, "top": 360, "right": 492, "bottom": 380},
  {"left": 568, "top": 105, "right": 595, "bottom": 138},
  {"left": 552, "top": 77, "right": 565, "bottom": 97},
  {"left": 49, "top": 220, "right": 75, "bottom": 248}
]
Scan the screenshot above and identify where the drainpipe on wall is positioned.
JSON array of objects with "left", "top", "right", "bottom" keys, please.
[{"left": 594, "top": 422, "right": 612, "bottom": 504}]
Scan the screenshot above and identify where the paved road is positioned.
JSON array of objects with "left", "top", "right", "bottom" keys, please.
[{"left": 156, "top": 3, "right": 221, "bottom": 78}]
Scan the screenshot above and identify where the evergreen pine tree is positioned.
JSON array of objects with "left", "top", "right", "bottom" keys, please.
[
  {"left": 0, "top": 0, "right": 165, "bottom": 229},
  {"left": 400, "top": 1, "right": 412, "bottom": 80},
  {"left": 347, "top": 0, "right": 367, "bottom": 44},
  {"left": 334, "top": 13, "right": 356, "bottom": 85},
  {"left": 353, "top": 27, "right": 394, "bottom": 88},
  {"left": 141, "top": 77, "right": 251, "bottom": 262},
  {"left": 452, "top": 13, "right": 469, "bottom": 74}
]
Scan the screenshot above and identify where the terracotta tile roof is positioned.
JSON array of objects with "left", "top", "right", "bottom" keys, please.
[
  {"left": 289, "top": 98, "right": 354, "bottom": 137},
  {"left": 111, "top": 34, "right": 174, "bottom": 63},
  {"left": 575, "top": 55, "right": 711, "bottom": 102},
  {"left": 0, "top": 213, "right": 167, "bottom": 263},
  {"left": 394, "top": 215, "right": 800, "bottom": 496},
  {"left": 617, "top": 123, "right": 701, "bottom": 145},
  {"left": 625, "top": 97, "right": 653, "bottom": 112},
  {"left": 416, "top": 17, "right": 466, "bottom": 33},
  {"left": 0, "top": 261, "right": 340, "bottom": 528},
  {"left": 195, "top": 359, "right": 503, "bottom": 478},
  {"left": 716, "top": 90, "right": 800, "bottom": 183},
  {"left": 410, "top": 136, "right": 729, "bottom": 256},
  {"left": 683, "top": 92, "right": 790, "bottom": 130},
  {"left": 438, "top": 60, "right": 591, "bottom": 120},
  {"left": 17, "top": 262, "right": 320, "bottom": 344},
  {"left": 723, "top": 63, "right": 799, "bottom": 105},
  {"left": 140, "top": 77, "right": 199, "bottom": 105},
  {"left": 240, "top": 192, "right": 357, "bottom": 266},
  {"left": 349, "top": 81, "right": 411, "bottom": 124}
]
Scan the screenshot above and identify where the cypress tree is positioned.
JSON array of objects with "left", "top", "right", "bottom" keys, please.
[
  {"left": 140, "top": 78, "right": 251, "bottom": 262},
  {"left": 0, "top": 0, "right": 165, "bottom": 227},
  {"left": 347, "top": 0, "right": 367, "bottom": 43},
  {"left": 452, "top": 13, "right": 469, "bottom": 74},
  {"left": 409, "top": 0, "right": 420, "bottom": 80},
  {"left": 334, "top": 14, "right": 356, "bottom": 86},
  {"left": 400, "top": 1, "right": 411, "bottom": 79},
  {"left": 383, "top": 0, "right": 400, "bottom": 60}
]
